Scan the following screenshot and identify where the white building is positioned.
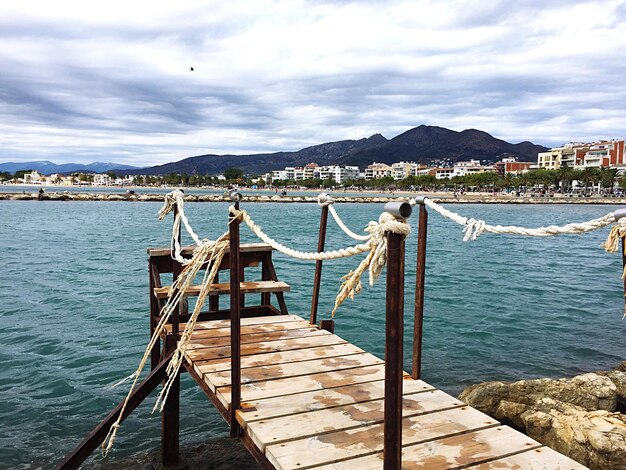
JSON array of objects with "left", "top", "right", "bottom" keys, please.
[
  {"left": 365, "top": 162, "right": 392, "bottom": 180},
  {"left": 317, "top": 165, "right": 360, "bottom": 184},
  {"left": 434, "top": 168, "right": 454, "bottom": 179},
  {"left": 23, "top": 171, "right": 43, "bottom": 184},
  {"left": 452, "top": 160, "right": 485, "bottom": 177},
  {"left": 272, "top": 170, "right": 288, "bottom": 181},
  {"left": 93, "top": 174, "right": 111, "bottom": 186}
]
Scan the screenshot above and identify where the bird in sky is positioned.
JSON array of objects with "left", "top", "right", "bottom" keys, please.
[{"left": 190, "top": 66, "right": 194, "bottom": 71}]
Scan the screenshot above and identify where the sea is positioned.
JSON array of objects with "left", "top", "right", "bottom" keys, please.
[{"left": 0, "top": 200, "right": 624, "bottom": 468}]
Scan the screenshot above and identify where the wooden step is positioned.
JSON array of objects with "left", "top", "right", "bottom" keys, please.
[
  {"left": 148, "top": 242, "right": 273, "bottom": 257},
  {"left": 154, "top": 280, "right": 290, "bottom": 300}
]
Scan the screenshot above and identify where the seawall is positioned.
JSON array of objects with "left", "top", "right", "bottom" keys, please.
[{"left": 3, "top": 191, "right": 626, "bottom": 204}]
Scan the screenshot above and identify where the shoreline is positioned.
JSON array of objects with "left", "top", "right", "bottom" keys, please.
[{"left": 2, "top": 190, "right": 626, "bottom": 204}]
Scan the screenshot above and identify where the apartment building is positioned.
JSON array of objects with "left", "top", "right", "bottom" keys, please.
[
  {"left": 493, "top": 157, "right": 533, "bottom": 176},
  {"left": 22, "top": 171, "right": 43, "bottom": 184},
  {"left": 389, "top": 161, "right": 429, "bottom": 180},
  {"left": 430, "top": 160, "right": 495, "bottom": 180},
  {"left": 317, "top": 165, "right": 360, "bottom": 184},
  {"left": 537, "top": 140, "right": 624, "bottom": 170},
  {"left": 93, "top": 174, "right": 112, "bottom": 186},
  {"left": 365, "top": 162, "right": 392, "bottom": 180}
]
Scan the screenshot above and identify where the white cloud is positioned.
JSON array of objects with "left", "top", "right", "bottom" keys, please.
[{"left": 1, "top": 0, "right": 625, "bottom": 166}]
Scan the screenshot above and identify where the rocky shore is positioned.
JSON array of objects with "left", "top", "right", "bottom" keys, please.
[
  {"left": 92, "top": 437, "right": 258, "bottom": 470},
  {"left": 3, "top": 191, "right": 626, "bottom": 204},
  {"left": 459, "top": 362, "right": 626, "bottom": 469}
]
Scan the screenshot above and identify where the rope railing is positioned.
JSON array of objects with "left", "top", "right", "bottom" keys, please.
[
  {"left": 102, "top": 191, "right": 411, "bottom": 454},
  {"left": 318, "top": 193, "right": 371, "bottom": 241},
  {"left": 412, "top": 196, "right": 626, "bottom": 245}
]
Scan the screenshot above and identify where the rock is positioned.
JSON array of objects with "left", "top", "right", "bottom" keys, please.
[
  {"left": 521, "top": 398, "right": 626, "bottom": 469},
  {"left": 92, "top": 437, "right": 259, "bottom": 469},
  {"left": 460, "top": 370, "right": 626, "bottom": 469},
  {"left": 596, "top": 370, "right": 626, "bottom": 412},
  {"left": 459, "top": 373, "right": 617, "bottom": 415}
]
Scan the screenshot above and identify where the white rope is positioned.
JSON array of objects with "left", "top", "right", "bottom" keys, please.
[
  {"left": 318, "top": 193, "right": 371, "bottom": 241},
  {"left": 230, "top": 206, "right": 373, "bottom": 260},
  {"left": 331, "top": 212, "right": 410, "bottom": 317},
  {"left": 414, "top": 197, "right": 617, "bottom": 241},
  {"left": 159, "top": 190, "right": 203, "bottom": 264}
]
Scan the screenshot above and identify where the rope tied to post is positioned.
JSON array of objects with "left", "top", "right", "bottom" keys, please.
[
  {"left": 331, "top": 212, "right": 410, "bottom": 317},
  {"left": 102, "top": 192, "right": 229, "bottom": 456},
  {"left": 158, "top": 189, "right": 203, "bottom": 264},
  {"left": 318, "top": 193, "right": 371, "bottom": 241}
]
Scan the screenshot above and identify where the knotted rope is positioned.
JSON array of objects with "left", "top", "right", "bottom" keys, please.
[
  {"left": 103, "top": 194, "right": 228, "bottom": 456},
  {"left": 318, "top": 193, "right": 371, "bottom": 241},
  {"left": 158, "top": 189, "right": 203, "bottom": 265},
  {"left": 230, "top": 206, "right": 372, "bottom": 260},
  {"left": 414, "top": 197, "right": 618, "bottom": 240},
  {"left": 602, "top": 217, "right": 626, "bottom": 278},
  {"left": 331, "top": 212, "right": 410, "bottom": 317}
]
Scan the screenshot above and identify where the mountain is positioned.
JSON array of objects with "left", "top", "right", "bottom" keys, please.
[
  {"left": 125, "top": 133, "right": 388, "bottom": 176},
  {"left": 126, "top": 125, "right": 547, "bottom": 176},
  {"left": 339, "top": 126, "right": 547, "bottom": 168},
  {"left": 0, "top": 161, "right": 138, "bottom": 175}
]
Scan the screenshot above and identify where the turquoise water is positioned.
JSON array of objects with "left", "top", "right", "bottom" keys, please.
[
  {"left": 0, "top": 185, "right": 399, "bottom": 198},
  {"left": 0, "top": 201, "right": 624, "bottom": 468}
]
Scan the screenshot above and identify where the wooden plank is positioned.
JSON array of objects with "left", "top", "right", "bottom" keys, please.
[
  {"left": 216, "top": 364, "right": 395, "bottom": 409},
  {"left": 206, "top": 352, "right": 384, "bottom": 391},
  {"left": 247, "top": 389, "right": 464, "bottom": 452},
  {"left": 188, "top": 329, "right": 329, "bottom": 355},
  {"left": 148, "top": 242, "right": 273, "bottom": 257},
  {"left": 186, "top": 332, "right": 347, "bottom": 363},
  {"left": 196, "top": 343, "right": 366, "bottom": 375},
  {"left": 186, "top": 326, "right": 322, "bottom": 350},
  {"left": 171, "top": 314, "right": 303, "bottom": 332},
  {"left": 309, "top": 425, "right": 541, "bottom": 470},
  {"left": 236, "top": 378, "right": 433, "bottom": 424},
  {"left": 185, "top": 320, "right": 313, "bottom": 339},
  {"left": 467, "top": 446, "right": 587, "bottom": 469},
  {"left": 264, "top": 406, "right": 499, "bottom": 470},
  {"left": 154, "top": 280, "right": 290, "bottom": 299}
]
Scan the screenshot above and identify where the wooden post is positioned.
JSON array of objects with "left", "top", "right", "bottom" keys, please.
[
  {"left": 412, "top": 202, "right": 428, "bottom": 380},
  {"left": 384, "top": 231, "right": 405, "bottom": 470},
  {"left": 161, "top": 335, "right": 179, "bottom": 466},
  {"left": 148, "top": 258, "right": 161, "bottom": 370},
  {"left": 209, "top": 271, "right": 219, "bottom": 312},
  {"left": 310, "top": 202, "right": 329, "bottom": 325},
  {"left": 162, "top": 202, "right": 181, "bottom": 466},
  {"left": 229, "top": 195, "right": 242, "bottom": 437}
]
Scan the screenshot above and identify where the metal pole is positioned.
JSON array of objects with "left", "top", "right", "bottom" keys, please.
[
  {"left": 384, "top": 231, "right": 405, "bottom": 470},
  {"left": 310, "top": 195, "right": 329, "bottom": 325},
  {"left": 171, "top": 205, "right": 181, "bottom": 338},
  {"left": 622, "top": 237, "right": 626, "bottom": 315},
  {"left": 229, "top": 191, "right": 242, "bottom": 437},
  {"left": 382, "top": 200, "right": 411, "bottom": 470},
  {"left": 413, "top": 199, "right": 428, "bottom": 380}
]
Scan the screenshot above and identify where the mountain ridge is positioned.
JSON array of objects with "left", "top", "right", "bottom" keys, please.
[
  {"left": 0, "top": 161, "right": 138, "bottom": 175},
  {"left": 123, "top": 125, "right": 547, "bottom": 176}
]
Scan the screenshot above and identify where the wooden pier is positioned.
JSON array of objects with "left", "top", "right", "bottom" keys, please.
[
  {"left": 57, "top": 196, "right": 587, "bottom": 469},
  {"left": 168, "top": 310, "right": 584, "bottom": 469}
]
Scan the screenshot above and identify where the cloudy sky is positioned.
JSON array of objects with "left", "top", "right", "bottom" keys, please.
[{"left": 1, "top": 0, "right": 625, "bottom": 166}]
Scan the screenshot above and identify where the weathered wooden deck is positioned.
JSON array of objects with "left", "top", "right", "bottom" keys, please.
[{"left": 169, "top": 314, "right": 586, "bottom": 470}]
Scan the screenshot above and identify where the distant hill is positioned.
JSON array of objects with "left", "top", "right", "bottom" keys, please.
[
  {"left": 125, "top": 125, "right": 547, "bottom": 176},
  {"left": 0, "top": 161, "right": 138, "bottom": 175}
]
